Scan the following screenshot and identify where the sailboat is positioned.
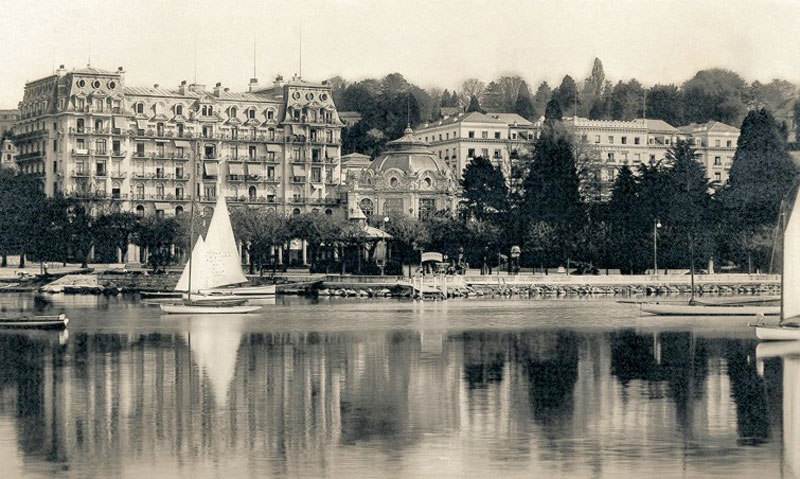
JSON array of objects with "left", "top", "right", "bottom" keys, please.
[
  {"left": 753, "top": 190, "right": 800, "bottom": 340},
  {"left": 160, "top": 195, "right": 261, "bottom": 314},
  {"left": 637, "top": 235, "right": 779, "bottom": 316}
]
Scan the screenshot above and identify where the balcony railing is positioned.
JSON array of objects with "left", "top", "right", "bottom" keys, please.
[
  {"left": 290, "top": 176, "right": 306, "bottom": 183},
  {"left": 227, "top": 175, "right": 244, "bottom": 182},
  {"left": 110, "top": 171, "right": 127, "bottom": 179}
]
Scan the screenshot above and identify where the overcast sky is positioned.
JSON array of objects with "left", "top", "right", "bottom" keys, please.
[{"left": 1, "top": 0, "right": 799, "bottom": 106}]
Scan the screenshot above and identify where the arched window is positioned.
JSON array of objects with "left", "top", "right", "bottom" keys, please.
[
  {"left": 175, "top": 206, "right": 184, "bottom": 215},
  {"left": 175, "top": 186, "right": 183, "bottom": 199},
  {"left": 423, "top": 177, "right": 432, "bottom": 188},
  {"left": 248, "top": 186, "right": 257, "bottom": 200},
  {"left": 359, "top": 198, "right": 374, "bottom": 217},
  {"left": 292, "top": 208, "right": 301, "bottom": 215},
  {"left": 76, "top": 118, "right": 85, "bottom": 133},
  {"left": 175, "top": 104, "right": 183, "bottom": 116},
  {"left": 156, "top": 183, "right": 165, "bottom": 199},
  {"left": 325, "top": 208, "right": 332, "bottom": 216},
  {"left": 292, "top": 187, "right": 303, "bottom": 203},
  {"left": 229, "top": 106, "right": 237, "bottom": 118},
  {"left": 135, "top": 102, "right": 144, "bottom": 114},
  {"left": 156, "top": 122, "right": 164, "bottom": 136},
  {"left": 135, "top": 183, "right": 145, "bottom": 199},
  {"left": 231, "top": 185, "right": 238, "bottom": 198},
  {"left": 135, "top": 205, "right": 145, "bottom": 216}
]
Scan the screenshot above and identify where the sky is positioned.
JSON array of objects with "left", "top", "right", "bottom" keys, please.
[{"left": 1, "top": 0, "right": 799, "bottom": 106}]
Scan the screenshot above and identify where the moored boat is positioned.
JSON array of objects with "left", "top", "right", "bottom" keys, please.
[
  {"left": 198, "top": 284, "right": 276, "bottom": 296},
  {"left": 641, "top": 302, "right": 780, "bottom": 316},
  {"left": 0, "top": 313, "right": 69, "bottom": 329},
  {"left": 160, "top": 303, "right": 260, "bottom": 314}
]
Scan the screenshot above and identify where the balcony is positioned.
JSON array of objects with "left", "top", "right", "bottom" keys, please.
[
  {"left": 95, "top": 170, "right": 108, "bottom": 178},
  {"left": 227, "top": 175, "right": 244, "bottom": 182},
  {"left": 325, "top": 157, "right": 338, "bottom": 164},
  {"left": 264, "top": 177, "right": 280, "bottom": 183},
  {"left": 245, "top": 175, "right": 261, "bottom": 182},
  {"left": 110, "top": 171, "right": 127, "bottom": 179},
  {"left": 17, "top": 151, "right": 44, "bottom": 161},
  {"left": 110, "top": 150, "right": 126, "bottom": 157},
  {"left": 265, "top": 156, "right": 280, "bottom": 163},
  {"left": 174, "top": 174, "right": 189, "bottom": 181},
  {"left": 289, "top": 197, "right": 305, "bottom": 205},
  {"left": 290, "top": 176, "right": 306, "bottom": 183}
]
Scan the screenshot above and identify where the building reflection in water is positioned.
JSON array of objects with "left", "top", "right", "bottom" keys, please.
[{"left": 0, "top": 325, "right": 787, "bottom": 477}]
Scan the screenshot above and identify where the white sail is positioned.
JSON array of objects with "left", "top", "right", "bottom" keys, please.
[
  {"left": 174, "top": 235, "right": 207, "bottom": 292},
  {"left": 785, "top": 191, "right": 800, "bottom": 319},
  {"left": 203, "top": 195, "right": 248, "bottom": 288}
]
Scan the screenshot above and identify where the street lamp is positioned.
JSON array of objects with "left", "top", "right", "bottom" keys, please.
[
  {"left": 380, "top": 216, "right": 390, "bottom": 276},
  {"left": 653, "top": 219, "right": 662, "bottom": 274}
]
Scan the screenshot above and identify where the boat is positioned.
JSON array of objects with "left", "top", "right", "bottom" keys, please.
[
  {"left": 0, "top": 313, "right": 69, "bottom": 329},
  {"left": 160, "top": 192, "right": 262, "bottom": 314},
  {"left": 753, "top": 191, "right": 800, "bottom": 340},
  {"left": 160, "top": 302, "right": 260, "bottom": 314},
  {"left": 198, "top": 283, "right": 276, "bottom": 296},
  {"left": 140, "top": 290, "right": 182, "bottom": 299},
  {"left": 640, "top": 302, "right": 779, "bottom": 316}
]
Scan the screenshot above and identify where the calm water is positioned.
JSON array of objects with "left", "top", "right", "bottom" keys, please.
[{"left": 0, "top": 293, "right": 795, "bottom": 478}]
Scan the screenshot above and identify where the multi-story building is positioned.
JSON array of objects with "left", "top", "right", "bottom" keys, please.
[
  {"left": 14, "top": 65, "right": 343, "bottom": 216},
  {"left": 1, "top": 139, "right": 16, "bottom": 169},
  {"left": 413, "top": 111, "right": 535, "bottom": 178},
  {"left": 562, "top": 116, "right": 739, "bottom": 186},
  {"left": 344, "top": 127, "right": 459, "bottom": 220},
  {"left": 0, "top": 109, "right": 19, "bottom": 136}
]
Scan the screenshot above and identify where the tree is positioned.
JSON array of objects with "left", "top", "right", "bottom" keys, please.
[
  {"left": 133, "top": 215, "right": 180, "bottom": 273},
  {"left": 92, "top": 212, "right": 138, "bottom": 263},
  {"left": 544, "top": 99, "right": 562, "bottom": 123},
  {"left": 466, "top": 95, "right": 483, "bottom": 113},
  {"left": 460, "top": 78, "right": 485, "bottom": 107},
  {"left": 721, "top": 108, "right": 798, "bottom": 270},
  {"left": 793, "top": 99, "right": 800, "bottom": 143},
  {"left": 608, "top": 165, "right": 648, "bottom": 273},
  {"left": 532, "top": 81, "right": 552, "bottom": 119},
  {"left": 460, "top": 156, "right": 509, "bottom": 222},
  {"left": 682, "top": 69, "right": 748, "bottom": 126},
  {"left": 382, "top": 213, "right": 429, "bottom": 277},
  {"left": 514, "top": 80, "right": 535, "bottom": 120},
  {"left": 609, "top": 79, "right": 645, "bottom": 121},
  {"left": 581, "top": 57, "right": 606, "bottom": 117},
  {"left": 231, "top": 207, "right": 289, "bottom": 275},
  {"left": 749, "top": 79, "right": 796, "bottom": 115},
  {"left": 552, "top": 75, "right": 579, "bottom": 116},
  {"left": 287, "top": 211, "right": 339, "bottom": 272},
  {"left": 325, "top": 75, "right": 348, "bottom": 108},
  {"left": 646, "top": 84, "right": 683, "bottom": 126},
  {"left": 0, "top": 169, "right": 46, "bottom": 267}
]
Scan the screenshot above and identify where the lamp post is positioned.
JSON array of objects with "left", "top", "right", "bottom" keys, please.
[
  {"left": 653, "top": 219, "right": 662, "bottom": 275},
  {"left": 381, "top": 216, "right": 389, "bottom": 276}
]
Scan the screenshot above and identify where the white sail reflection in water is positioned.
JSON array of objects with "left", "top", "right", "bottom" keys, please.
[
  {"left": 185, "top": 317, "right": 245, "bottom": 407},
  {"left": 174, "top": 195, "right": 248, "bottom": 293},
  {"left": 784, "top": 189, "right": 800, "bottom": 320}
]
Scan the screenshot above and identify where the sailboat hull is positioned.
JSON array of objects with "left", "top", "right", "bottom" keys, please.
[
  {"left": 754, "top": 323, "right": 800, "bottom": 341},
  {"left": 199, "top": 284, "right": 277, "bottom": 296},
  {"left": 160, "top": 304, "right": 262, "bottom": 314},
  {"left": 641, "top": 303, "right": 780, "bottom": 316}
]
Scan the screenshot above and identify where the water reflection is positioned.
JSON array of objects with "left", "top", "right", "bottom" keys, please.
[{"left": 0, "top": 315, "right": 790, "bottom": 477}]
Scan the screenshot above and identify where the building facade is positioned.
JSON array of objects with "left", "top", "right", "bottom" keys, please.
[
  {"left": 14, "top": 65, "right": 343, "bottom": 216},
  {"left": 344, "top": 127, "right": 459, "bottom": 220},
  {"left": 1, "top": 139, "right": 15, "bottom": 169},
  {"left": 0, "top": 109, "right": 19, "bottom": 136},
  {"left": 562, "top": 116, "right": 740, "bottom": 186},
  {"left": 413, "top": 112, "right": 535, "bottom": 178}
]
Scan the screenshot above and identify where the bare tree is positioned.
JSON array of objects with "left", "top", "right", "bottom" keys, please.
[{"left": 460, "top": 78, "right": 486, "bottom": 108}]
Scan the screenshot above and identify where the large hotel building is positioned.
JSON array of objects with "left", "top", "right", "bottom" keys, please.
[{"left": 14, "top": 65, "right": 343, "bottom": 216}]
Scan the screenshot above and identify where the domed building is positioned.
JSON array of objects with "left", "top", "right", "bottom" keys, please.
[{"left": 344, "top": 126, "right": 459, "bottom": 219}]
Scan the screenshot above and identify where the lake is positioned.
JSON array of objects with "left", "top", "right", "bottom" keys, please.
[{"left": 0, "top": 293, "right": 794, "bottom": 478}]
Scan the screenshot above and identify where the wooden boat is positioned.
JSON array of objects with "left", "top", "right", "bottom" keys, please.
[
  {"left": 753, "top": 192, "right": 800, "bottom": 340},
  {"left": 641, "top": 302, "right": 780, "bottom": 316},
  {"left": 199, "top": 284, "right": 276, "bottom": 296},
  {"left": 0, "top": 313, "right": 69, "bottom": 329},
  {"left": 160, "top": 194, "right": 261, "bottom": 314},
  {"left": 160, "top": 303, "right": 260, "bottom": 314},
  {"left": 140, "top": 291, "right": 182, "bottom": 299}
]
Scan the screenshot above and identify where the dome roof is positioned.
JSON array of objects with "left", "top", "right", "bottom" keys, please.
[{"left": 368, "top": 126, "right": 453, "bottom": 178}]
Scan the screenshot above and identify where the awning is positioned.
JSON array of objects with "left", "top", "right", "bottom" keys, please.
[
  {"left": 154, "top": 202, "right": 171, "bottom": 211},
  {"left": 136, "top": 119, "right": 148, "bottom": 130},
  {"left": 292, "top": 165, "right": 305, "bottom": 176},
  {"left": 228, "top": 162, "right": 244, "bottom": 175},
  {"left": 174, "top": 140, "right": 191, "bottom": 148},
  {"left": 266, "top": 144, "right": 282, "bottom": 152},
  {"left": 113, "top": 116, "right": 128, "bottom": 128},
  {"left": 203, "top": 161, "right": 218, "bottom": 176},
  {"left": 245, "top": 163, "right": 260, "bottom": 176}
]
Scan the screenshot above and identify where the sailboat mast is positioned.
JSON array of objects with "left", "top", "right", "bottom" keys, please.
[
  {"left": 781, "top": 200, "right": 786, "bottom": 322},
  {"left": 188, "top": 137, "right": 197, "bottom": 301}
]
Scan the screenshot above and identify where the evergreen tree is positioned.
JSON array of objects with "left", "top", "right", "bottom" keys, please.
[
  {"left": 725, "top": 108, "right": 798, "bottom": 229},
  {"left": 608, "top": 165, "right": 648, "bottom": 273},
  {"left": 514, "top": 80, "right": 535, "bottom": 120},
  {"left": 793, "top": 99, "right": 800, "bottom": 143},
  {"left": 646, "top": 84, "right": 683, "bottom": 125},
  {"left": 609, "top": 79, "right": 645, "bottom": 121},
  {"left": 460, "top": 156, "right": 509, "bottom": 222},
  {"left": 552, "top": 75, "right": 579, "bottom": 116},
  {"left": 532, "top": 81, "right": 552, "bottom": 119},
  {"left": 544, "top": 99, "right": 562, "bottom": 123},
  {"left": 440, "top": 89, "right": 451, "bottom": 107},
  {"left": 467, "top": 95, "right": 483, "bottom": 113}
]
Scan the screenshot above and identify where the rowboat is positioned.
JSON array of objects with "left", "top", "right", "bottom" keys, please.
[
  {"left": 0, "top": 313, "right": 69, "bottom": 329},
  {"left": 160, "top": 303, "right": 261, "bottom": 314}
]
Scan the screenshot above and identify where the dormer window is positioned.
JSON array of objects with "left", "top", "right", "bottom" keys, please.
[
  {"left": 175, "top": 104, "right": 183, "bottom": 116},
  {"left": 135, "top": 102, "right": 144, "bottom": 114},
  {"left": 267, "top": 109, "right": 274, "bottom": 120},
  {"left": 229, "top": 106, "right": 237, "bottom": 118},
  {"left": 248, "top": 108, "right": 256, "bottom": 119}
]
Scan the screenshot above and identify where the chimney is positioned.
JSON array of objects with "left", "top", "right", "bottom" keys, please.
[
  {"left": 189, "top": 83, "right": 205, "bottom": 93},
  {"left": 214, "top": 82, "right": 223, "bottom": 96},
  {"left": 273, "top": 75, "right": 284, "bottom": 89},
  {"left": 248, "top": 77, "right": 259, "bottom": 92},
  {"left": 178, "top": 80, "right": 187, "bottom": 95},
  {"left": 153, "top": 83, "right": 159, "bottom": 89}
]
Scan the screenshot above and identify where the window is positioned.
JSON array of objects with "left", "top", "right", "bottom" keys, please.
[
  {"left": 715, "top": 139, "right": 720, "bottom": 147},
  {"left": 175, "top": 186, "right": 184, "bottom": 199},
  {"left": 714, "top": 172, "right": 722, "bottom": 182},
  {"left": 621, "top": 136, "right": 627, "bottom": 145},
  {"left": 231, "top": 127, "right": 238, "bottom": 139},
  {"left": 634, "top": 137, "right": 640, "bottom": 145},
  {"left": 468, "top": 148, "right": 475, "bottom": 158},
  {"left": 608, "top": 136, "right": 614, "bottom": 144},
  {"left": 204, "top": 145, "right": 216, "bottom": 159},
  {"left": 95, "top": 139, "right": 106, "bottom": 154},
  {"left": 493, "top": 149, "right": 501, "bottom": 159},
  {"left": 608, "top": 152, "right": 615, "bottom": 162},
  {"left": 136, "top": 205, "right": 145, "bottom": 216},
  {"left": 359, "top": 198, "right": 374, "bottom": 217},
  {"left": 650, "top": 154, "right": 656, "bottom": 162},
  {"left": 202, "top": 125, "right": 213, "bottom": 138},
  {"left": 176, "top": 165, "right": 184, "bottom": 179},
  {"left": 156, "top": 123, "right": 164, "bottom": 136},
  {"left": 595, "top": 135, "right": 600, "bottom": 144},
  {"left": 311, "top": 168, "right": 321, "bottom": 182},
  {"left": 714, "top": 156, "right": 721, "bottom": 165},
  {"left": 136, "top": 103, "right": 144, "bottom": 114},
  {"left": 136, "top": 142, "right": 144, "bottom": 156},
  {"left": 112, "top": 140, "right": 121, "bottom": 155},
  {"left": 267, "top": 166, "right": 275, "bottom": 179},
  {"left": 135, "top": 183, "right": 145, "bottom": 199},
  {"left": 494, "top": 131, "right": 501, "bottom": 139},
  {"left": 326, "top": 130, "right": 333, "bottom": 143},
  {"left": 481, "top": 148, "right": 488, "bottom": 158},
  {"left": 176, "top": 105, "right": 183, "bottom": 116},
  {"left": 77, "top": 118, "right": 85, "bottom": 133},
  {"left": 156, "top": 183, "right": 165, "bottom": 199},
  {"left": 248, "top": 145, "right": 256, "bottom": 160},
  {"left": 155, "top": 162, "right": 164, "bottom": 178},
  {"left": 267, "top": 110, "right": 274, "bottom": 120},
  {"left": 204, "top": 184, "right": 216, "bottom": 199},
  {"left": 248, "top": 108, "right": 256, "bottom": 119},
  {"left": 112, "top": 183, "right": 120, "bottom": 199},
  {"left": 482, "top": 131, "right": 488, "bottom": 139},
  {"left": 229, "top": 106, "right": 238, "bottom": 118},
  {"left": 726, "top": 140, "right": 732, "bottom": 147},
  {"left": 419, "top": 198, "right": 435, "bottom": 219}
]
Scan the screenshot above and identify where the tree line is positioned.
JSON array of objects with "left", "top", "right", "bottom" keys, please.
[{"left": 330, "top": 57, "right": 800, "bottom": 157}]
